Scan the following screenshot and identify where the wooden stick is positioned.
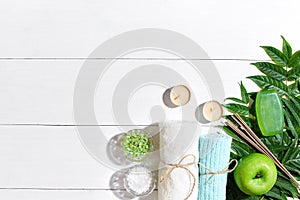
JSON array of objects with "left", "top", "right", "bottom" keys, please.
[
  {"left": 230, "top": 115, "right": 286, "bottom": 174},
  {"left": 225, "top": 114, "right": 300, "bottom": 187},
  {"left": 233, "top": 114, "right": 299, "bottom": 186},
  {"left": 225, "top": 120, "right": 267, "bottom": 155}
]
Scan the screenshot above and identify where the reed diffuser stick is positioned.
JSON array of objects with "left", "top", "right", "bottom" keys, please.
[{"left": 225, "top": 114, "right": 300, "bottom": 187}]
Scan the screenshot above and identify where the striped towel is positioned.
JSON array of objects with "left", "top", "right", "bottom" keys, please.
[{"left": 198, "top": 133, "right": 232, "bottom": 200}]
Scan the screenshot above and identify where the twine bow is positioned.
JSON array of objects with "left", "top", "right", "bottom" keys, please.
[
  {"left": 160, "top": 154, "right": 197, "bottom": 200},
  {"left": 199, "top": 158, "right": 238, "bottom": 184},
  {"left": 160, "top": 154, "right": 238, "bottom": 200}
]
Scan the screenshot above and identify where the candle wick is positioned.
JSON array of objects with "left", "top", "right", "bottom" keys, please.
[{"left": 174, "top": 95, "right": 180, "bottom": 100}]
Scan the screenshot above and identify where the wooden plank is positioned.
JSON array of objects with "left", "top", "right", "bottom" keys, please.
[
  {"left": 0, "top": 125, "right": 212, "bottom": 189},
  {"left": 0, "top": 189, "right": 158, "bottom": 200},
  {"left": 0, "top": 60, "right": 260, "bottom": 125},
  {"left": 0, "top": 125, "right": 159, "bottom": 188},
  {"left": 0, "top": 0, "right": 299, "bottom": 59}
]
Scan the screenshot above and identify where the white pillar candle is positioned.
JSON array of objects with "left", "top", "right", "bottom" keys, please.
[
  {"left": 195, "top": 100, "right": 223, "bottom": 123},
  {"left": 163, "top": 85, "right": 191, "bottom": 108}
]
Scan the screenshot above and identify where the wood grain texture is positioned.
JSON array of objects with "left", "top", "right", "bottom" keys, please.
[
  {"left": 1, "top": 0, "right": 300, "bottom": 199},
  {"left": 0, "top": 125, "right": 155, "bottom": 188},
  {"left": 0, "top": 0, "right": 299, "bottom": 59},
  {"left": 0, "top": 189, "right": 158, "bottom": 200},
  {"left": 0, "top": 60, "right": 261, "bottom": 125}
]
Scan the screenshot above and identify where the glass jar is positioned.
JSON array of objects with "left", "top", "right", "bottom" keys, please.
[
  {"left": 121, "top": 129, "right": 154, "bottom": 162},
  {"left": 124, "top": 165, "right": 156, "bottom": 197}
]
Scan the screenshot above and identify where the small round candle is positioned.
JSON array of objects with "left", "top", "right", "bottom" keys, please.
[
  {"left": 195, "top": 100, "right": 223, "bottom": 123},
  {"left": 203, "top": 101, "right": 223, "bottom": 121},
  {"left": 163, "top": 85, "right": 191, "bottom": 108}
]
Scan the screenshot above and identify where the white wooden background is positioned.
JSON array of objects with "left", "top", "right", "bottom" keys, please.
[{"left": 1, "top": 0, "right": 300, "bottom": 199}]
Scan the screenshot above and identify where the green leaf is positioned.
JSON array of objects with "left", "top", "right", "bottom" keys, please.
[
  {"left": 225, "top": 97, "right": 246, "bottom": 104},
  {"left": 251, "top": 62, "right": 287, "bottom": 81},
  {"left": 282, "top": 99, "right": 300, "bottom": 126},
  {"left": 225, "top": 37, "right": 300, "bottom": 200},
  {"left": 287, "top": 65, "right": 300, "bottom": 80},
  {"left": 240, "top": 81, "right": 250, "bottom": 104},
  {"left": 261, "top": 46, "right": 288, "bottom": 67},
  {"left": 223, "top": 103, "right": 249, "bottom": 116},
  {"left": 284, "top": 164, "right": 300, "bottom": 174},
  {"left": 276, "top": 176, "right": 299, "bottom": 198},
  {"left": 288, "top": 81, "right": 299, "bottom": 94},
  {"left": 281, "top": 36, "right": 292, "bottom": 59},
  {"left": 289, "top": 96, "right": 300, "bottom": 111},
  {"left": 231, "top": 141, "right": 254, "bottom": 157},
  {"left": 267, "top": 145, "right": 289, "bottom": 158},
  {"left": 286, "top": 147, "right": 300, "bottom": 165},
  {"left": 288, "top": 50, "right": 300, "bottom": 68},
  {"left": 222, "top": 125, "right": 245, "bottom": 143},
  {"left": 240, "top": 115, "right": 253, "bottom": 127},
  {"left": 265, "top": 186, "right": 287, "bottom": 199},
  {"left": 282, "top": 138, "right": 297, "bottom": 163},
  {"left": 247, "top": 75, "right": 289, "bottom": 96},
  {"left": 278, "top": 131, "right": 292, "bottom": 146},
  {"left": 285, "top": 97, "right": 300, "bottom": 133},
  {"left": 284, "top": 110, "right": 299, "bottom": 139}
]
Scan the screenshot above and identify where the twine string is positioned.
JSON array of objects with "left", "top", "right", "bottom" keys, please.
[
  {"left": 160, "top": 154, "right": 197, "bottom": 200},
  {"left": 160, "top": 154, "right": 238, "bottom": 200},
  {"left": 199, "top": 158, "right": 238, "bottom": 184}
]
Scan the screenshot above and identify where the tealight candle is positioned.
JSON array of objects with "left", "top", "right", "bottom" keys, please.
[
  {"left": 163, "top": 85, "right": 191, "bottom": 108},
  {"left": 195, "top": 100, "right": 223, "bottom": 123}
]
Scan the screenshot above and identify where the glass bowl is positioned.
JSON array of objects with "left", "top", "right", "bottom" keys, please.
[
  {"left": 121, "top": 129, "right": 154, "bottom": 162},
  {"left": 124, "top": 165, "right": 156, "bottom": 197}
]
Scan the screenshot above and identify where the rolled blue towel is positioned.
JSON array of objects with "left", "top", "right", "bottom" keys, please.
[{"left": 198, "top": 133, "right": 232, "bottom": 200}]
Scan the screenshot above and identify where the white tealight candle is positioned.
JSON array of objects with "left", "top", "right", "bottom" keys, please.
[
  {"left": 163, "top": 85, "right": 191, "bottom": 108},
  {"left": 195, "top": 100, "right": 223, "bottom": 123}
]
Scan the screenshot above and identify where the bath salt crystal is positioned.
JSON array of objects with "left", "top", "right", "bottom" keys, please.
[{"left": 125, "top": 165, "right": 153, "bottom": 195}]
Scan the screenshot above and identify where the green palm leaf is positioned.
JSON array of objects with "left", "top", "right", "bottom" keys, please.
[
  {"left": 282, "top": 99, "right": 300, "bottom": 126},
  {"left": 281, "top": 36, "right": 292, "bottom": 59},
  {"left": 284, "top": 110, "right": 299, "bottom": 139},
  {"left": 288, "top": 50, "right": 300, "bottom": 68},
  {"left": 240, "top": 81, "right": 250, "bottom": 104},
  {"left": 275, "top": 177, "right": 299, "bottom": 198},
  {"left": 287, "top": 65, "right": 300, "bottom": 81},
  {"left": 247, "top": 75, "right": 288, "bottom": 96},
  {"left": 261, "top": 46, "right": 288, "bottom": 67},
  {"left": 225, "top": 97, "right": 246, "bottom": 104},
  {"left": 251, "top": 62, "right": 287, "bottom": 81},
  {"left": 265, "top": 187, "right": 287, "bottom": 200},
  {"left": 223, "top": 103, "right": 249, "bottom": 115},
  {"left": 225, "top": 36, "right": 300, "bottom": 200}
]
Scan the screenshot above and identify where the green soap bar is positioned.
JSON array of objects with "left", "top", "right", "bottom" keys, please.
[{"left": 255, "top": 89, "right": 284, "bottom": 136}]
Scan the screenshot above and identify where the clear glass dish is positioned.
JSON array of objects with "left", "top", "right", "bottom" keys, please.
[
  {"left": 121, "top": 129, "right": 154, "bottom": 162},
  {"left": 124, "top": 165, "right": 156, "bottom": 197}
]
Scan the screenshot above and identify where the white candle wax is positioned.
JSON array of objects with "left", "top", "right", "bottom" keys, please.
[
  {"left": 202, "top": 101, "right": 223, "bottom": 121},
  {"left": 170, "top": 85, "right": 191, "bottom": 106},
  {"left": 195, "top": 100, "right": 223, "bottom": 123},
  {"left": 163, "top": 85, "right": 191, "bottom": 108}
]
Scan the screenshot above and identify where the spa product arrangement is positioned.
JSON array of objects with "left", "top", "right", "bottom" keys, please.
[
  {"left": 223, "top": 36, "right": 300, "bottom": 199},
  {"left": 113, "top": 36, "right": 300, "bottom": 199},
  {"left": 116, "top": 84, "right": 228, "bottom": 199}
]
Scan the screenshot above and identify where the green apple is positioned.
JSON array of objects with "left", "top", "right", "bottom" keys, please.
[{"left": 234, "top": 153, "right": 277, "bottom": 196}]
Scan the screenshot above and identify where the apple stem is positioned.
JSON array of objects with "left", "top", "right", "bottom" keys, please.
[{"left": 255, "top": 173, "right": 262, "bottom": 179}]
